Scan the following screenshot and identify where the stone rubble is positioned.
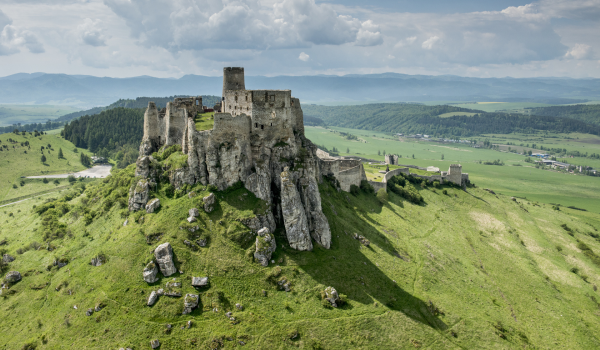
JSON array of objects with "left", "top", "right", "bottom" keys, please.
[
  {"left": 203, "top": 193, "right": 215, "bottom": 213},
  {"left": 324, "top": 286, "right": 339, "bottom": 307},
  {"left": 145, "top": 198, "right": 160, "bottom": 213},
  {"left": 143, "top": 262, "right": 159, "bottom": 283},
  {"left": 154, "top": 242, "right": 177, "bottom": 277},
  {"left": 2, "top": 254, "right": 14, "bottom": 263},
  {"left": 254, "top": 227, "right": 276, "bottom": 267},
  {"left": 182, "top": 294, "right": 199, "bottom": 315},
  {"left": 147, "top": 291, "right": 158, "bottom": 306}
]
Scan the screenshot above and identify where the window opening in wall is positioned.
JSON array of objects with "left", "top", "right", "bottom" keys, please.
[
  {"left": 270, "top": 95, "right": 275, "bottom": 102},
  {"left": 255, "top": 123, "right": 258, "bottom": 128},
  {"left": 261, "top": 125, "right": 264, "bottom": 129},
  {"left": 235, "top": 96, "right": 238, "bottom": 102},
  {"left": 229, "top": 105, "right": 231, "bottom": 110},
  {"left": 196, "top": 100, "right": 199, "bottom": 106},
  {"left": 158, "top": 136, "right": 161, "bottom": 144},
  {"left": 245, "top": 96, "right": 248, "bottom": 101},
  {"left": 270, "top": 123, "right": 272, "bottom": 126},
  {"left": 291, "top": 100, "right": 294, "bottom": 106}
]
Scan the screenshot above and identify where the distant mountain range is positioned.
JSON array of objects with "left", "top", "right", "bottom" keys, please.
[{"left": 1, "top": 72, "right": 599, "bottom": 108}]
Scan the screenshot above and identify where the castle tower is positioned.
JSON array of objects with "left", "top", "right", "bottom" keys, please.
[
  {"left": 143, "top": 102, "right": 159, "bottom": 141},
  {"left": 223, "top": 67, "right": 245, "bottom": 97}
]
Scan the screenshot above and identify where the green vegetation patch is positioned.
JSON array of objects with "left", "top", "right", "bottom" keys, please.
[{"left": 195, "top": 112, "right": 215, "bottom": 131}]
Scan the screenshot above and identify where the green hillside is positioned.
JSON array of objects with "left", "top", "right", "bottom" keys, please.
[
  {"left": 2, "top": 152, "right": 600, "bottom": 349},
  {"left": 525, "top": 104, "right": 600, "bottom": 126},
  {"left": 0, "top": 131, "right": 91, "bottom": 202}
]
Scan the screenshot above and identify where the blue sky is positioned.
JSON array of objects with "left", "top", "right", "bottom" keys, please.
[{"left": 0, "top": 0, "right": 599, "bottom": 78}]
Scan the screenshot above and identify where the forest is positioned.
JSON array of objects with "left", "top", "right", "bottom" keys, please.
[
  {"left": 303, "top": 103, "right": 600, "bottom": 137},
  {"left": 62, "top": 107, "right": 144, "bottom": 168},
  {"left": 525, "top": 104, "right": 600, "bottom": 126}
]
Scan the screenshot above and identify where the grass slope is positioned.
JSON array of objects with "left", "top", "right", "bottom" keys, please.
[
  {"left": 2, "top": 160, "right": 600, "bottom": 349},
  {"left": 0, "top": 132, "right": 91, "bottom": 202}
]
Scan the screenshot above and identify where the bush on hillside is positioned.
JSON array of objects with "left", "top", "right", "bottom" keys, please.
[
  {"left": 376, "top": 188, "right": 388, "bottom": 204},
  {"left": 360, "top": 180, "right": 374, "bottom": 194},
  {"left": 350, "top": 184, "right": 360, "bottom": 196}
]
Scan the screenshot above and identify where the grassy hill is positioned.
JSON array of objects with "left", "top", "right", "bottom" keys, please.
[
  {"left": 2, "top": 150, "right": 600, "bottom": 349},
  {"left": 0, "top": 131, "right": 91, "bottom": 202}
]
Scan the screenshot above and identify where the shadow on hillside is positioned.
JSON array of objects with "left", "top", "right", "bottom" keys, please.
[{"left": 281, "top": 184, "right": 448, "bottom": 331}]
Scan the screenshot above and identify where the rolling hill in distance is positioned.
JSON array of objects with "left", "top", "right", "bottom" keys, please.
[{"left": 1, "top": 72, "right": 599, "bottom": 108}]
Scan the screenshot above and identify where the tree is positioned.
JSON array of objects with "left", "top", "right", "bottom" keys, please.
[
  {"left": 441, "top": 154, "right": 444, "bottom": 160},
  {"left": 412, "top": 154, "right": 415, "bottom": 159},
  {"left": 42, "top": 178, "right": 49, "bottom": 184},
  {"left": 378, "top": 150, "right": 381, "bottom": 156},
  {"left": 58, "top": 148, "right": 64, "bottom": 159},
  {"left": 67, "top": 175, "right": 76, "bottom": 183},
  {"left": 346, "top": 147, "right": 349, "bottom": 153},
  {"left": 41, "top": 154, "right": 46, "bottom": 163},
  {"left": 376, "top": 188, "right": 388, "bottom": 204},
  {"left": 383, "top": 150, "right": 386, "bottom": 156}
]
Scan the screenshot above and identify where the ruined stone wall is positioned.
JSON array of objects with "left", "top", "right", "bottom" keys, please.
[
  {"left": 223, "top": 90, "right": 252, "bottom": 115},
  {"left": 337, "top": 165, "right": 365, "bottom": 192},
  {"left": 369, "top": 181, "right": 386, "bottom": 192},
  {"left": 291, "top": 98, "right": 304, "bottom": 134},
  {"left": 223, "top": 67, "right": 245, "bottom": 96},
  {"left": 410, "top": 173, "right": 443, "bottom": 184},
  {"left": 384, "top": 167, "right": 409, "bottom": 182},
  {"left": 446, "top": 164, "right": 463, "bottom": 186},
  {"left": 164, "top": 102, "right": 187, "bottom": 147},
  {"left": 249, "top": 90, "right": 294, "bottom": 145},
  {"left": 143, "top": 102, "right": 160, "bottom": 143}
]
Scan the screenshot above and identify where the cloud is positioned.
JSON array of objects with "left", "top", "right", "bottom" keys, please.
[
  {"left": 421, "top": 36, "right": 440, "bottom": 50},
  {"left": 565, "top": 43, "right": 592, "bottom": 59},
  {"left": 299, "top": 52, "right": 309, "bottom": 61},
  {"left": 103, "top": 0, "right": 376, "bottom": 52},
  {"left": 0, "top": 10, "right": 44, "bottom": 56},
  {"left": 78, "top": 18, "right": 107, "bottom": 46}
]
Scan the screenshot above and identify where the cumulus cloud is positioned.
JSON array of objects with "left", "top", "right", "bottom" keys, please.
[
  {"left": 421, "top": 36, "right": 440, "bottom": 50},
  {"left": 78, "top": 18, "right": 107, "bottom": 46},
  {"left": 0, "top": 10, "right": 44, "bottom": 56},
  {"left": 103, "top": 0, "right": 376, "bottom": 52},
  {"left": 565, "top": 43, "right": 592, "bottom": 59},
  {"left": 299, "top": 52, "right": 309, "bottom": 61}
]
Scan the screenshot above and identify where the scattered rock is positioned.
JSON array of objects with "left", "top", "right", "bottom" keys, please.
[
  {"left": 324, "top": 286, "right": 339, "bottom": 307},
  {"left": 2, "top": 254, "right": 14, "bottom": 263},
  {"left": 358, "top": 235, "right": 370, "bottom": 246},
  {"left": 182, "top": 294, "right": 199, "bottom": 315},
  {"left": 186, "top": 320, "right": 192, "bottom": 329},
  {"left": 254, "top": 227, "right": 276, "bottom": 267},
  {"left": 146, "top": 198, "right": 161, "bottom": 213},
  {"left": 147, "top": 291, "right": 158, "bottom": 306},
  {"left": 189, "top": 208, "right": 199, "bottom": 217},
  {"left": 154, "top": 242, "right": 177, "bottom": 277},
  {"left": 203, "top": 193, "right": 215, "bottom": 213},
  {"left": 278, "top": 278, "right": 291, "bottom": 292},
  {"left": 94, "top": 304, "right": 103, "bottom": 312},
  {"left": 4, "top": 271, "right": 21, "bottom": 284},
  {"left": 225, "top": 311, "right": 233, "bottom": 318},
  {"left": 143, "top": 262, "right": 159, "bottom": 283},
  {"left": 164, "top": 279, "right": 182, "bottom": 297},
  {"left": 186, "top": 216, "right": 196, "bottom": 223},
  {"left": 196, "top": 238, "right": 207, "bottom": 247},
  {"left": 123, "top": 219, "right": 128, "bottom": 226},
  {"left": 188, "top": 191, "right": 196, "bottom": 199},
  {"left": 157, "top": 288, "right": 164, "bottom": 296},
  {"left": 150, "top": 339, "right": 160, "bottom": 349},
  {"left": 511, "top": 197, "right": 517, "bottom": 202},
  {"left": 91, "top": 255, "right": 105, "bottom": 267},
  {"left": 86, "top": 308, "right": 94, "bottom": 316},
  {"left": 235, "top": 303, "right": 243, "bottom": 311},
  {"left": 191, "top": 276, "right": 209, "bottom": 288}
]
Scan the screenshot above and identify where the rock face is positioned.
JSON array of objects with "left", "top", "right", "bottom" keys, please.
[
  {"left": 254, "top": 227, "right": 276, "bottom": 266},
  {"left": 240, "top": 213, "right": 276, "bottom": 234},
  {"left": 147, "top": 291, "right": 158, "bottom": 306},
  {"left": 128, "top": 180, "right": 149, "bottom": 211},
  {"left": 203, "top": 193, "right": 215, "bottom": 213},
  {"left": 2, "top": 254, "right": 14, "bottom": 263},
  {"left": 146, "top": 198, "right": 160, "bottom": 213},
  {"left": 280, "top": 168, "right": 312, "bottom": 251},
  {"left": 324, "top": 286, "right": 339, "bottom": 307},
  {"left": 154, "top": 243, "right": 176, "bottom": 277},
  {"left": 143, "top": 262, "right": 159, "bottom": 283},
  {"left": 182, "top": 294, "right": 199, "bottom": 315},
  {"left": 4, "top": 271, "right": 21, "bottom": 283}
]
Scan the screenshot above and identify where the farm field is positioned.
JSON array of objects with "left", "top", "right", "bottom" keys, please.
[
  {"left": 445, "top": 102, "right": 553, "bottom": 112},
  {"left": 0, "top": 104, "right": 80, "bottom": 127},
  {"left": 0, "top": 131, "right": 92, "bottom": 202},
  {"left": 305, "top": 126, "right": 600, "bottom": 212}
]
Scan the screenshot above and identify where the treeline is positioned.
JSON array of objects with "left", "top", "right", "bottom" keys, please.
[
  {"left": 57, "top": 95, "right": 221, "bottom": 123},
  {"left": 0, "top": 120, "right": 64, "bottom": 134},
  {"left": 303, "top": 103, "right": 600, "bottom": 137},
  {"left": 525, "top": 104, "right": 600, "bottom": 126},
  {"left": 62, "top": 108, "right": 144, "bottom": 168}
]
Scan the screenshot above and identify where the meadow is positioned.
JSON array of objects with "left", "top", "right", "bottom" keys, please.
[
  {"left": 0, "top": 131, "right": 92, "bottom": 202},
  {"left": 305, "top": 126, "right": 600, "bottom": 212},
  {"left": 0, "top": 104, "right": 80, "bottom": 127}
]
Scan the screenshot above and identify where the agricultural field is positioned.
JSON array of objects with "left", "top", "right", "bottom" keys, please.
[
  {"left": 305, "top": 126, "right": 600, "bottom": 212},
  {"left": 0, "top": 104, "right": 80, "bottom": 127},
  {"left": 0, "top": 131, "right": 92, "bottom": 202},
  {"left": 445, "top": 102, "right": 553, "bottom": 113}
]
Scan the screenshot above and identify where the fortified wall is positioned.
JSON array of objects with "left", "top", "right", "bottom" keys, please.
[{"left": 131, "top": 68, "right": 366, "bottom": 252}]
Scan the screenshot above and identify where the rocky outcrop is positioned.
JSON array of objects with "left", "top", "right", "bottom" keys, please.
[
  {"left": 182, "top": 294, "right": 199, "bottom": 315},
  {"left": 254, "top": 227, "right": 276, "bottom": 267},
  {"left": 240, "top": 212, "right": 276, "bottom": 234},
  {"left": 298, "top": 175, "right": 331, "bottom": 248},
  {"left": 128, "top": 179, "right": 150, "bottom": 211},
  {"left": 154, "top": 243, "right": 176, "bottom": 277},
  {"left": 324, "top": 286, "right": 339, "bottom": 307},
  {"left": 143, "top": 262, "right": 159, "bottom": 283},
  {"left": 280, "top": 168, "right": 312, "bottom": 251},
  {"left": 145, "top": 198, "right": 160, "bottom": 213},
  {"left": 4, "top": 271, "right": 21, "bottom": 284},
  {"left": 203, "top": 193, "right": 215, "bottom": 213}
]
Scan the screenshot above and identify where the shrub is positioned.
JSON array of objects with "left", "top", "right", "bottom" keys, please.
[
  {"left": 376, "top": 188, "right": 388, "bottom": 204},
  {"left": 12, "top": 184, "right": 17, "bottom": 189},
  {"left": 42, "top": 178, "right": 48, "bottom": 184},
  {"left": 349, "top": 184, "right": 360, "bottom": 196},
  {"left": 207, "top": 184, "right": 218, "bottom": 192},
  {"left": 20, "top": 180, "right": 25, "bottom": 187},
  {"left": 443, "top": 189, "right": 448, "bottom": 195},
  {"left": 164, "top": 184, "right": 175, "bottom": 198},
  {"left": 67, "top": 175, "right": 76, "bottom": 183},
  {"left": 53, "top": 179, "right": 60, "bottom": 185},
  {"left": 360, "top": 180, "right": 374, "bottom": 194},
  {"left": 433, "top": 181, "right": 440, "bottom": 188}
]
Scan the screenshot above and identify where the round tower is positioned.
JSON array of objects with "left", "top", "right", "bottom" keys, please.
[
  {"left": 143, "top": 102, "right": 159, "bottom": 141},
  {"left": 223, "top": 67, "right": 245, "bottom": 97}
]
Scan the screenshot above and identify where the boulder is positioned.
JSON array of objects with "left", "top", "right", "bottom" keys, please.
[
  {"left": 358, "top": 235, "right": 370, "bottom": 246},
  {"left": 196, "top": 238, "right": 207, "bottom": 247},
  {"left": 235, "top": 303, "right": 243, "bottom": 311},
  {"left": 191, "top": 276, "right": 208, "bottom": 287},
  {"left": 4, "top": 271, "right": 21, "bottom": 284},
  {"left": 186, "top": 216, "right": 196, "bottom": 223},
  {"left": 150, "top": 339, "right": 160, "bottom": 349},
  {"left": 280, "top": 168, "right": 312, "bottom": 251},
  {"left": 239, "top": 212, "right": 276, "bottom": 234},
  {"left": 143, "top": 262, "right": 159, "bottom": 283},
  {"left": 203, "top": 193, "right": 215, "bottom": 213},
  {"left": 254, "top": 227, "right": 276, "bottom": 267},
  {"left": 123, "top": 219, "right": 128, "bottom": 226},
  {"left": 324, "top": 286, "right": 339, "bottom": 307},
  {"left": 146, "top": 198, "right": 160, "bottom": 213},
  {"left": 86, "top": 308, "right": 94, "bottom": 316},
  {"left": 91, "top": 255, "right": 105, "bottom": 267},
  {"left": 182, "top": 294, "right": 199, "bottom": 315},
  {"left": 154, "top": 243, "right": 176, "bottom": 277},
  {"left": 165, "top": 278, "right": 182, "bottom": 297},
  {"left": 128, "top": 180, "right": 149, "bottom": 211},
  {"left": 147, "top": 291, "right": 158, "bottom": 306},
  {"left": 2, "top": 254, "right": 14, "bottom": 263},
  {"left": 189, "top": 208, "right": 200, "bottom": 217}
]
